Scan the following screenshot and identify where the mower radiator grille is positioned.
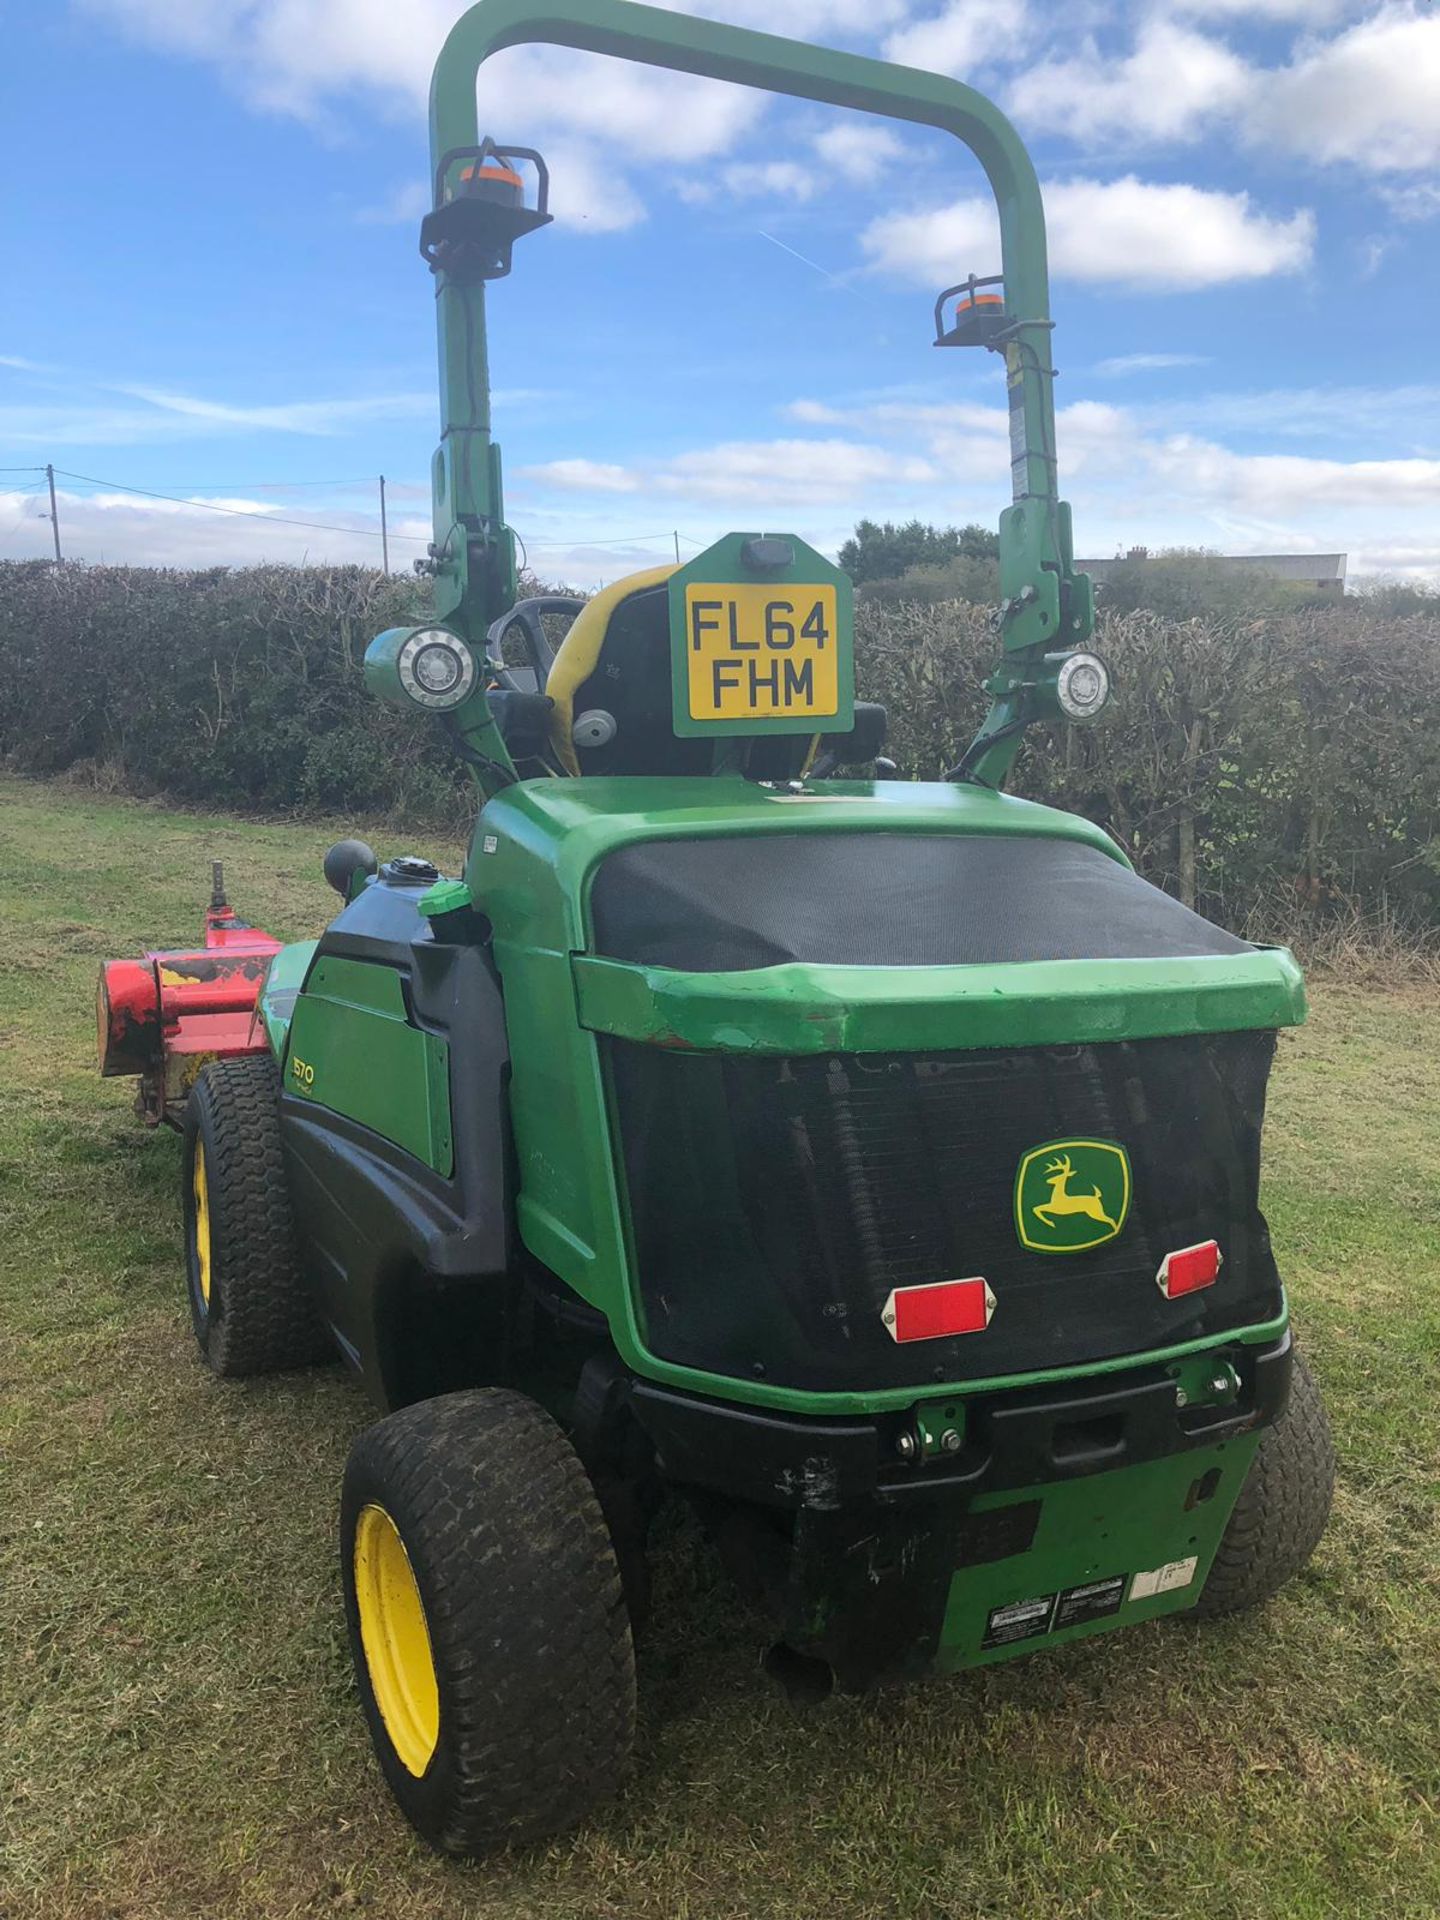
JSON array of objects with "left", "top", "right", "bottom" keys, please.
[{"left": 607, "top": 1033, "right": 1282, "bottom": 1392}]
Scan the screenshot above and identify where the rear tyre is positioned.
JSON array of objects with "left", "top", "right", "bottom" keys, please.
[
  {"left": 181, "top": 1057, "right": 329, "bottom": 1376},
  {"left": 340, "top": 1388, "right": 637, "bottom": 1857},
  {"left": 1194, "top": 1345, "right": 1334, "bottom": 1617}
]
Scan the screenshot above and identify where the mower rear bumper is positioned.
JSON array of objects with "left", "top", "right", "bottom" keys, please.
[
  {"left": 631, "top": 1329, "right": 1290, "bottom": 1510},
  {"left": 628, "top": 1330, "right": 1291, "bottom": 1687}
]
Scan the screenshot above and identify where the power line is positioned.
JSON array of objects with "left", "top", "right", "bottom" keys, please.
[
  {"left": 115, "top": 475, "right": 383, "bottom": 491},
  {"left": 50, "top": 467, "right": 430, "bottom": 545},
  {"left": 0, "top": 480, "right": 46, "bottom": 540},
  {"left": 525, "top": 529, "right": 705, "bottom": 552},
  {"left": 7, "top": 467, "right": 713, "bottom": 561},
  {"left": 5, "top": 466, "right": 396, "bottom": 491}
]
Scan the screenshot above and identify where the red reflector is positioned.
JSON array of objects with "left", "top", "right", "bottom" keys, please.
[
  {"left": 881, "top": 1277, "right": 995, "bottom": 1343},
  {"left": 1156, "top": 1240, "right": 1222, "bottom": 1299}
]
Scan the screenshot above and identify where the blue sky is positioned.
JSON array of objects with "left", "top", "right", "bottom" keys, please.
[{"left": 3, "top": 0, "right": 1438, "bottom": 584}]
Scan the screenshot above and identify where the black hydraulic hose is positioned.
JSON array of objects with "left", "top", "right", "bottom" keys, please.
[{"left": 947, "top": 716, "right": 1030, "bottom": 786}]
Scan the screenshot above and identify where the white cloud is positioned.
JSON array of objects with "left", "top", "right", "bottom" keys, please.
[
  {"left": 1380, "top": 182, "right": 1440, "bottom": 222},
  {"left": 117, "top": 385, "right": 432, "bottom": 435},
  {"left": 82, "top": 0, "right": 762, "bottom": 235},
  {"left": 1249, "top": 6, "right": 1440, "bottom": 172},
  {"left": 515, "top": 434, "right": 942, "bottom": 512},
  {"left": 355, "top": 182, "right": 430, "bottom": 226},
  {"left": 80, "top": 0, "right": 439, "bottom": 112},
  {"left": 539, "top": 141, "right": 648, "bottom": 231},
  {"left": 782, "top": 396, "right": 1009, "bottom": 442},
  {"left": 782, "top": 398, "right": 846, "bottom": 425},
  {"left": 0, "top": 382, "right": 432, "bottom": 447},
  {"left": 1009, "top": 20, "right": 1252, "bottom": 147},
  {"left": 1013, "top": 5, "right": 1440, "bottom": 179},
  {"left": 707, "top": 0, "right": 911, "bottom": 29},
  {"left": 1092, "top": 353, "right": 1212, "bottom": 376},
  {"left": 12, "top": 388, "right": 1440, "bottom": 582},
  {"left": 1167, "top": 0, "right": 1362, "bottom": 19},
  {"left": 482, "top": 47, "right": 758, "bottom": 167},
  {"left": 79, "top": 1, "right": 876, "bottom": 176},
  {"left": 86, "top": 0, "right": 916, "bottom": 87},
  {"left": 1127, "top": 382, "right": 1440, "bottom": 447},
  {"left": 721, "top": 160, "right": 819, "bottom": 203},
  {"left": 883, "top": 0, "right": 1030, "bottom": 77},
  {"left": 1118, "top": 425, "right": 1438, "bottom": 567},
  {"left": 659, "top": 436, "right": 939, "bottom": 503},
  {"left": 1063, "top": 405, "right": 1440, "bottom": 563},
  {"left": 1345, "top": 540, "right": 1440, "bottom": 581},
  {"left": 0, "top": 480, "right": 415, "bottom": 568},
  {"left": 810, "top": 122, "right": 907, "bottom": 182},
  {"left": 862, "top": 176, "right": 1314, "bottom": 291},
  {"left": 520, "top": 458, "right": 639, "bottom": 493},
  {"left": 660, "top": 393, "right": 1440, "bottom": 577}
]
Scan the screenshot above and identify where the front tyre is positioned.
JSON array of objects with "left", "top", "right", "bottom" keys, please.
[
  {"left": 340, "top": 1389, "right": 637, "bottom": 1857},
  {"left": 181, "top": 1057, "right": 329, "bottom": 1376},
  {"left": 1195, "top": 1345, "right": 1334, "bottom": 1617}
]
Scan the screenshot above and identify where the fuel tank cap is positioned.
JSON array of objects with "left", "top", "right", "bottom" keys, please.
[{"left": 381, "top": 855, "right": 440, "bottom": 886}]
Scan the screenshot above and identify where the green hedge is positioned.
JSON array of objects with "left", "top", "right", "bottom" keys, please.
[
  {"left": 861, "top": 597, "right": 1440, "bottom": 931},
  {"left": 3, "top": 560, "right": 1438, "bottom": 933},
  {"left": 0, "top": 561, "right": 462, "bottom": 823}
]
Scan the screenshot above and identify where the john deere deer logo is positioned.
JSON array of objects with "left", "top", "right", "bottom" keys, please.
[{"left": 1015, "top": 1139, "right": 1131, "bottom": 1254}]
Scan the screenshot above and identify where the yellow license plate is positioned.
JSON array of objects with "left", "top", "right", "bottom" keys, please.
[{"left": 683, "top": 582, "right": 840, "bottom": 723}]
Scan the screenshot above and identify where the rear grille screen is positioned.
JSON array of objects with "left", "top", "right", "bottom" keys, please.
[{"left": 607, "top": 1033, "right": 1281, "bottom": 1392}]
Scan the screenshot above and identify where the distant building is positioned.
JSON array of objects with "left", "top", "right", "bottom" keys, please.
[{"left": 1076, "top": 548, "right": 1347, "bottom": 594}]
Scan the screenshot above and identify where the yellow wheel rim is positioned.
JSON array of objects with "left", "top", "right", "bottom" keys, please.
[
  {"left": 353, "top": 1503, "right": 440, "bottom": 1778},
  {"left": 192, "top": 1141, "right": 213, "bottom": 1309}
]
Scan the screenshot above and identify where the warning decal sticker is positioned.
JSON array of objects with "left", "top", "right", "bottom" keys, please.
[
  {"left": 1129, "top": 1556, "right": 1199, "bottom": 1601},
  {"left": 1054, "top": 1575, "right": 1126, "bottom": 1631},
  {"left": 983, "top": 1559, "right": 1205, "bottom": 1651},
  {"left": 978, "top": 1562, "right": 1193, "bottom": 1653},
  {"left": 982, "top": 1594, "right": 1055, "bottom": 1650}
]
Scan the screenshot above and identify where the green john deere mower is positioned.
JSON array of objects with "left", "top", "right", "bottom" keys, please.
[{"left": 98, "top": 0, "right": 1333, "bottom": 1858}]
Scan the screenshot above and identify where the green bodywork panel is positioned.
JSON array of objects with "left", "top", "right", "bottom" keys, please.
[
  {"left": 281, "top": 954, "right": 454, "bottom": 1177},
  {"left": 572, "top": 950, "right": 1304, "bottom": 1056},
  {"left": 465, "top": 774, "right": 1300, "bottom": 1415},
  {"left": 937, "top": 1431, "right": 1262, "bottom": 1670}
]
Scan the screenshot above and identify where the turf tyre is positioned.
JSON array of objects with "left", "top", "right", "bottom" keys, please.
[
  {"left": 1194, "top": 1344, "right": 1334, "bottom": 1617},
  {"left": 340, "top": 1388, "right": 637, "bottom": 1857},
  {"left": 181, "top": 1056, "right": 328, "bottom": 1375}
]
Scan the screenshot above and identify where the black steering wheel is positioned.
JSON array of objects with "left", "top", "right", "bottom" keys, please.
[{"left": 485, "top": 596, "right": 586, "bottom": 693}]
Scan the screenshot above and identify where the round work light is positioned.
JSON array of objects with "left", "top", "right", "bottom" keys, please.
[
  {"left": 1054, "top": 650, "right": 1110, "bottom": 722},
  {"left": 396, "top": 629, "right": 478, "bottom": 711}
]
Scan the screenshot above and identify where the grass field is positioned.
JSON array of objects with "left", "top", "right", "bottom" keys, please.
[{"left": 3, "top": 774, "right": 1440, "bottom": 1920}]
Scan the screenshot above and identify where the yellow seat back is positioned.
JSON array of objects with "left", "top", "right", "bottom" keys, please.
[{"left": 544, "top": 565, "right": 678, "bottom": 776}]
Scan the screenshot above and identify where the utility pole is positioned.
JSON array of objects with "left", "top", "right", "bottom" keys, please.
[
  {"left": 45, "top": 464, "right": 61, "bottom": 564},
  {"left": 673, "top": 529, "right": 680, "bottom": 564},
  {"left": 379, "top": 474, "right": 390, "bottom": 576}
]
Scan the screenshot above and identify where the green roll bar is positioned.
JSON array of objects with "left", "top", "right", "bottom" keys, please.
[{"left": 423, "top": 0, "right": 1094, "bottom": 790}]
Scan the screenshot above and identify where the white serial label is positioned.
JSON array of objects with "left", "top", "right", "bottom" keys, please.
[{"left": 1129, "top": 1556, "right": 1199, "bottom": 1601}]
